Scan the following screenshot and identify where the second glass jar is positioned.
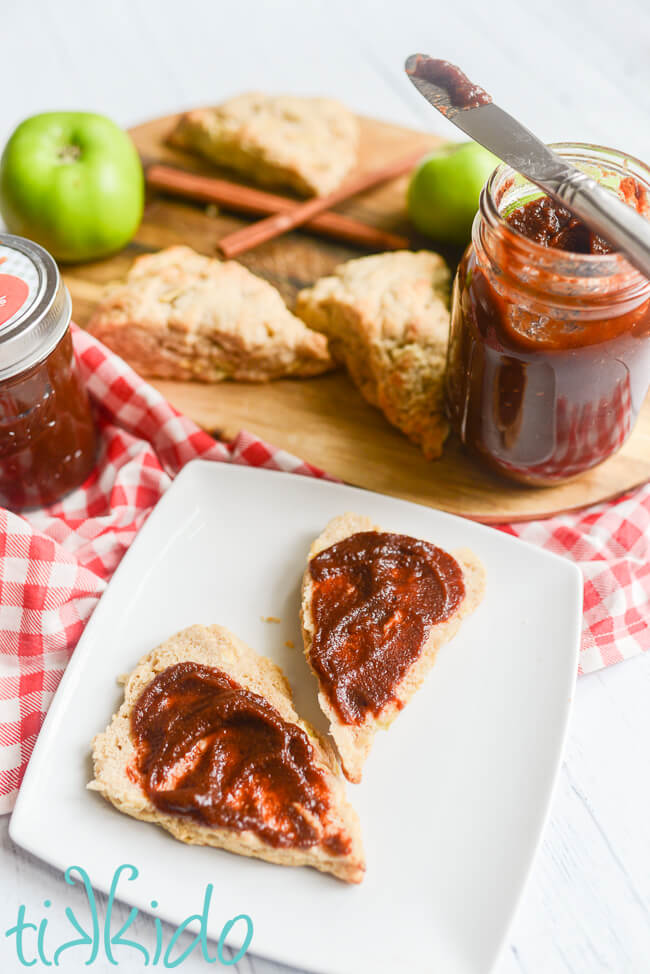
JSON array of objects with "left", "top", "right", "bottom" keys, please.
[{"left": 446, "top": 143, "right": 650, "bottom": 485}]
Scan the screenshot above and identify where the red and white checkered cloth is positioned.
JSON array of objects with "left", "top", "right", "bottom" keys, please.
[{"left": 1, "top": 326, "right": 649, "bottom": 813}]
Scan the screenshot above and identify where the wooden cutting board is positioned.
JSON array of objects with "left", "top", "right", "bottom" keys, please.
[{"left": 63, "top": 111, "right": 650, "bottom": 523}]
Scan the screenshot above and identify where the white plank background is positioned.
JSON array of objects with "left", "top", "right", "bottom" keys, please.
[{"left": 2, "top": 1, "right": 650, "bottom": 971}]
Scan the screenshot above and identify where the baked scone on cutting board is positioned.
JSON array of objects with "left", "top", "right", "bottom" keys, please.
[
  {"left": 86, "top": 246, "right": 333, "bottom": 382},
  {"left": 300, "top": 514, "right": 485, "bottom": 783},
  {"left": 169, "top": 92, "right": 359, "bottom": 197},
  {"left": 89, "top": 624, "right": 365, "bottom": 884},
  {"left": 294, "top": 251, "right": 451, "bottom": 459}
]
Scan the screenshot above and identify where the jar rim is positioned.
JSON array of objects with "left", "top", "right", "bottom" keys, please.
[{"left": 479, "top": 141, "right": 650, "bottom": 290}]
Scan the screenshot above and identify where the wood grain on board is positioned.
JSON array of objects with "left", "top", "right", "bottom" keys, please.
[{"left": 63, "top": 112, "right": 650, "bottom": 522}]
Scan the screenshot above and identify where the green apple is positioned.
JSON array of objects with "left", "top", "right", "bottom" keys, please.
[
  {"left": 407, "top": 142, "right": 500, "bottom": 246},
  {"left": 0, "top": 112, "right": 144, "bottom": 262}
]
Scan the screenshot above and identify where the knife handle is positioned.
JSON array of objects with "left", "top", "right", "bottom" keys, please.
[{"left": 548, "top": 170, "right": 650, "bottom": 280}]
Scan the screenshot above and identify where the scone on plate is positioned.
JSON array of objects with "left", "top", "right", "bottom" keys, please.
[
  {"left": 169, "top": 92, "right": 359, "bottom": 197},
  {"left": 294, "top": 251, "right": 451, "bottom": 459},
  {"left": 86, "top": 246, "right": 333, "bottom": 382},
  {"left": 300, "top": 514, "right": 485, "bottom": 783},
  {"left": 89, "top": 624, "right": 365, "bottom": 884}
]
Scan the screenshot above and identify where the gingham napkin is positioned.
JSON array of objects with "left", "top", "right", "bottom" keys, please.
[{"left": 1, "top": 327, "right": 649, "bottom": 813}]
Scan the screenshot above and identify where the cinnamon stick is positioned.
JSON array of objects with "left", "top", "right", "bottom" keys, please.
[
  {"left": 146, "top": 164, "right": 411, "bottom": 253},
  {"left": 215, "top": 148, "right": 429, "bottom": 258}
]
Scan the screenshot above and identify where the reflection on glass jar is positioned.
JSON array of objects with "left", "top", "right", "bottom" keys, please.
[{"left": 446, "top": 143, "right": 650, "bottom": 486}]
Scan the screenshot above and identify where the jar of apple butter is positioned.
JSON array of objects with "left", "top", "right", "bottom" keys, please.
[
  {"left": 446, "top": 144, "right": 650, "bottom": 485},
  {"left": 0, "top": 234, "right": 96, "bottom": 509}
]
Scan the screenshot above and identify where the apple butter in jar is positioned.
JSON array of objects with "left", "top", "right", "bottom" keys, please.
[
  {"left": 446, "top": 144, "right": 650, "bottom": 485},
  {"left": 0, "top": 234, "right": 96, "bottom": 509}
]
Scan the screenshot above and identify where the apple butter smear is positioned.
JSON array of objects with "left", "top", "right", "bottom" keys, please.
[
  {"left": 408, "top": 56, "right": 492, "bottom": 111},
  {"left": 130, "top": 662, "right": 350, "bottom": 854},
  {"left": 308, "top": 532, "right": 465, "bottom": 725}
]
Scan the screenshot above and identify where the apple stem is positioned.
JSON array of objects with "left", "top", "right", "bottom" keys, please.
[{"left": 58, "top": 144, "right": 81, "bottom": 163}]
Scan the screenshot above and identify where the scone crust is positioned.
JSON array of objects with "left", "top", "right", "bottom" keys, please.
[
  {"left": 169, "top": 92, "right": 359, "bottom": 197},
  {"left": 86, "top": 246, "right": 333, "bottom": 382},
  {"left": 300, "top": 514, "right": 485, "bottom": 783},
  {"left": 294, "top": 251, "right": 451, "bottom": 459},
  {"left": 90, "top": 624, "right": 365, "bottom": 883}
]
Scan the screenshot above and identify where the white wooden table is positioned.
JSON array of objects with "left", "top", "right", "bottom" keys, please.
[{"left": 2, "top": 1, "right": 650, "bottom": 971}]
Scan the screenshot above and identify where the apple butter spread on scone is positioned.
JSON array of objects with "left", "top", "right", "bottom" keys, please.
[
  {"left": 294, "top": 251, "right": 451, "bottom": 459},
  {"left": 169, "top": 93, "right": 359, "bottom": 197},
  {"left": 89, "top": 625, "right": 365, "bottom": 884},
  {"left": 86, "top": 246, "right": 333, "bottom": 382},
  {"left": 300, "top": 514, "right": 485, "bottom": 782}
]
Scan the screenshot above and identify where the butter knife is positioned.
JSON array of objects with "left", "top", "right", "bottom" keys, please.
[{"left": 405, "top": 53, "right": 650, "bottom": 279}]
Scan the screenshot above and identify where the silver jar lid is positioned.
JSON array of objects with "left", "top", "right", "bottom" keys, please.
[{"left": 0, "top": 233, "right": 72, "bottom": 381}]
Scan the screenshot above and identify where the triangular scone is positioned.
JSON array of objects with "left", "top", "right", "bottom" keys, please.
[
  {"left": 86, "top": 246, "right": 333, "bottom": 382},
  {"left": 89, "top": 624, "right": 364, "bottom": 884},
  {"left": 300, "top": 514, "right": 485, "bottom": 783},
  {"left": 169, "top": 93, "right": 359, "bottom": 197},
  {"left": 294, "top": 251, "right": 451, "bottom": 458}
]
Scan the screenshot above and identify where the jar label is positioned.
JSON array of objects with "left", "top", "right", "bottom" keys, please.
[
  {"left": 0, "top": 247, "right": 40, "bottom": 330},
  {"left": 0, "top": 266, "right": 29, "bottom": 327}
]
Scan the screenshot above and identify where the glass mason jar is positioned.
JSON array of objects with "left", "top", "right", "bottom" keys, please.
[
  {"left": 0, "top": 234, "right": 97, "bottom": 509},
  {"left": 446, "top": 143, "right": 650, "bottom": 486}
]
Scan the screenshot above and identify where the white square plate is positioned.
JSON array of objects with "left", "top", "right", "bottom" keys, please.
[{"left": 10, "top": 461, "right": 581, "bottom": 974}]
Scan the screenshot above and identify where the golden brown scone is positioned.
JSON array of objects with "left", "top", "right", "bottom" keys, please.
[
  {"left": 89, "top": 624, "right": 365, "bottom": 884},
  {"left": 86, "top": 246, "right": 333, "bottom": 382},
  {"left": 294, "top": 251, "right": 451, "bottom": 459},
  {"left": 300, "top": 514, "right": 485, "bottom": 783},
  {"left": 169, "top": 93, "right": 359, "bottom": 197}
]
